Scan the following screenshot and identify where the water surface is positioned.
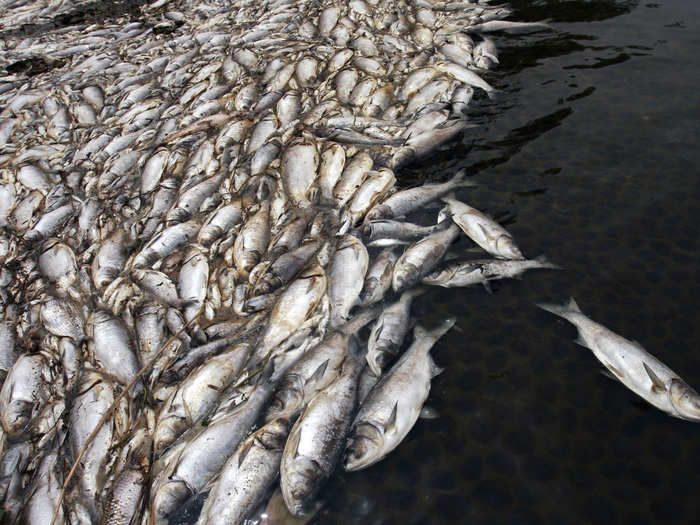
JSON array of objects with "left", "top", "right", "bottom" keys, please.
[{"left": 320, "top": 0, "right": 700, "bottom": 523}]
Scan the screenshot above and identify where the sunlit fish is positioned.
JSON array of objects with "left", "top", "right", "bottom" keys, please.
[{"left": 538, "top": 298, "right": 700, "bottom": 421}]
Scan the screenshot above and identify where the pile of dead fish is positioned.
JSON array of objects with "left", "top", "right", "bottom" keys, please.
[{"left": 0, "top": 0, "right": 561, "bottom": 523}]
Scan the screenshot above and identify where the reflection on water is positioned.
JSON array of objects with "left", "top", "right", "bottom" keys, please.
[{"left": 320, "top": 0, "right": 700, "bottom": 523}]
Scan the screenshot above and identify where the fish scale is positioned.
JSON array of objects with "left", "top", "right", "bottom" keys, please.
[{"left": 0, "top": 1, "right": 587, "bottom": 524}]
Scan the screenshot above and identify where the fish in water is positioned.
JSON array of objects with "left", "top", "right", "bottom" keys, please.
[
  {"left": 0, "top": 0, "right": 636, "bottom": 522},
  {"left": 538, "top": 298, "right": 700, "bottom": 421}
]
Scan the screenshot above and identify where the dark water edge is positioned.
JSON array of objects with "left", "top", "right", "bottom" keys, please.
[{"left": 320, "top": 1, "right": 700, "bottom": 524}]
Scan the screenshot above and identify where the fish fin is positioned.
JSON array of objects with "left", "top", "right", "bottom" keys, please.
[
  {"left": 643, "top": 362, "right": 667, "bottom": 393},
  {"left": 286, "top": 427, "right": 301, "bottom": 458},
  {"left": 237, "top": 439, "right": 254, "bottom": 468},
  {"left": 449, "top": 169, "right": 466, "bottom": 185},
  {"left": 573, "top": 336, "right": 589, "bottom": 349},
  {"left": 477, "top": 224, "right": 495, "bottom": 242},
  {"left": 482, "top": 281, "right": 493, "bottom": 294},
  {"left": 420, "top": 406, "right": 440, "bottom": 419},
  {"left": 429, "top": 356, "right": 444, "bottom": 378},
  {"left": 440, "top": 191, "right": 457, "bottom": 205},
  {"left": 307, "top": 359, "right": 329, "bottom": 385},
  {"left": 536, "top": 297, "right": 581, "bottom": 318},
  {"left": 566, "top": 297, "right": 582, "bottom": 313},
  {"left": 599, "top": 369, "right": 618, "bottom": 382},
  {"left": 430, "top": 318, "right": 457, "bottom": 340},
  {"left": 384, "top": 401, "right": 399, "bottom": 433},
  {"left": 603, "top": 362, "right": 624, "bottom": 379}
]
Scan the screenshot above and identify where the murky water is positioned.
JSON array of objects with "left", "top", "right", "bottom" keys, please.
[{"left": 319, "top": 1, "right": 700, "bottom": 523}]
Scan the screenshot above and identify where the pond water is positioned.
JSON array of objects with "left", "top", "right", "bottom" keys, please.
[{"left": 319, "top": 0, "right": 700, "bottom": 523}]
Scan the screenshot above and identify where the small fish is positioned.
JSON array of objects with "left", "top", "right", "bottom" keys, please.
[
  {"left": 365, "top": 169, "right": 475, "bottom": 221},
  {"left": 423, "top": 256, "right": 560, "bottom": 288},
  {"left": 392, "top": 223, "right": 461, "bottom": 292},
  {"left": 367, "top": 289, "right": 423, "bottom": 376},
  {"left": 359, "top": 248, "right": 399, "bottom": 305}
]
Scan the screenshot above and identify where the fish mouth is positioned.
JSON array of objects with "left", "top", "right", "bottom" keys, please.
[
  {"left": 669, "top": 378, "right": 700, "bottom": 421},
  {"left": 282, "top": 458, "right": 323, "bottom": 515},
  {"left": 344, "top": 422, "right": 384, "bottom": 472}
]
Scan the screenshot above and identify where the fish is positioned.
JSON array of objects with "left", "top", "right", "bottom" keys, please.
[
  {"left": 328, "top": 235, "right": 369, "bottom": 327},
  {"left": 441, "top": 195, "right": 524, "bottom": 260},
  {"left": 423, "top": 255, "right": 560, "bottom": 288},
  {"left": 0, "top": 0, "right": 566, "bottom": 521},
  {"left": 365, "top": 169, "right": 475, "bottom": 221},
  {"left": 367, "top": 289, "right": 424, "bottom": 376},
  {"left": 195, "top": 418, "right": 291, "bottom": 525},
  {"left": 345, "top": 319, "right": 455, "bottom": 471},
  {"left": 359, "top": 247, "right": 399, "bottom": 305},
  {"left": 281, "top": 346, "right": 365, "bottom": 515},
  {"left": 392, "top": 223, "right": 461, "bottom": 292},
  {"left": 538, "top": 298, "right": 700, "bottom": 421}
]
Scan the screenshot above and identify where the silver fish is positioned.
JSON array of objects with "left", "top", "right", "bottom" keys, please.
[
  {"left": 365, "top": 169, "right": 474, "bottom": 221},
  {"left": 328, "top": 235, "right": 369, "bottom": 328},
  {"left": 345, "top": 319, "right": 455, "bottom": 471},
  {"left": 359, "top": 247, "right": 399, "bottom": 305},
  {"left": 538, "top": 298, "right": 700, "bottom": 421},
  {"left": 423, "top": 255, "right": 560, "bottom": 288},
  {"left": 392, "top": 223, "right": 461, "bottom": 292},
  {"left": 281, "top": 348, "right": 364, "bottom": 515},
  {"left": 367, "top": 288, "right": 423, "bottom": 376},
  {"left": 195, "top": 418, "right": 291, "bottom": 525},
  {"left": 441, "top": 195, "right": 524, "bottom": 260}
]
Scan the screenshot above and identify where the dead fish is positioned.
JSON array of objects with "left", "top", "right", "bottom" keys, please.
[
  {"left": 365, "top": 169, "right": 475, "bottom": 221},
  {"left": 423, "top": 256, "right": 560, "bottom": 289},
  {"left": 538, "top": 298, "right": 700, "bottom": 421},
  {"left": 345, "top": 319, "right": 455, "bottom": 471}
]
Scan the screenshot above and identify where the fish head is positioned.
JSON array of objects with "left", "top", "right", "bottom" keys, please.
[
  {"left": 392, "top": 262, "right": 419, "bottom": 293},
  {"left": 368, "top": 347, "right": 393, "bottom": 377},
  {"left": 265, "top": 376, "right": 304, "bottom": 422},
  {"left": 259, "top": 417, "right": 291, "bottom": 450},
  {"left": 343, "top": 421, "right": 384, "bottom": 472},
  {"left": 669, "top": 378, "right": 700, "bottom": 421},
  {"left": 282, "top": 456, "right": 324, "bottom": 516},
  {"left": 365, "top": 204, "right": 391, "bottom": 221},
  {"left": 495, "top": 235, "right": 524, "bottom": 260},
  {"left": 151, "top": 479, "right": 193, "bottom": 524}
]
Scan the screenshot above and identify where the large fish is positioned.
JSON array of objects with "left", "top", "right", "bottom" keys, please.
[
  {"left": 538, "top": 298, "right": 700, "bottom": 421},
  {"left": 344, "top": 318, "right": 456, "bottom": 471}
]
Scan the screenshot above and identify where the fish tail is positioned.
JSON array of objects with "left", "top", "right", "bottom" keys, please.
[
  {"left": 533, "top": 255, "right": 562, "bottom": 270},
  {"left": 417, "top": 317, "right": 457, "bottom": 341},
  {"left": 486, "top": 88, "right": 502, "bottom": 101},
  {"left": 449, "top": 169, "right": 477, "bottom": 189},
  {"left": 536, "top": 297, "right": 582, "bottom": 318},
  {"left": 340, "top": 305, "right": 382, "bottom": 334}
]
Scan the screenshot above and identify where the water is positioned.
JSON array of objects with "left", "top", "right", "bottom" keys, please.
[{"left": 319, "top": 1, "right": 700, "bottom": 523}]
